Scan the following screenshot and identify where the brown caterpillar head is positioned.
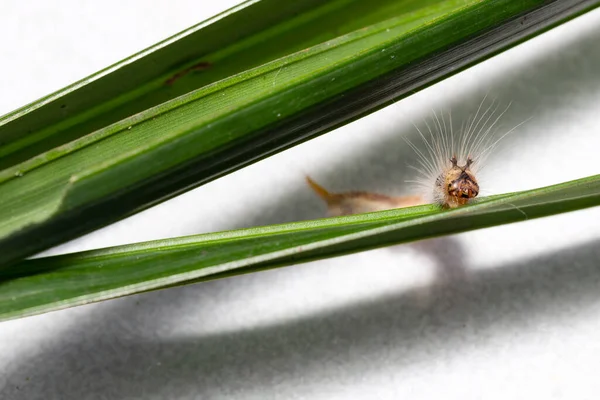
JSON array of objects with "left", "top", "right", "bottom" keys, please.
[{"left": 443, "top": 156, "right": 479, "bottom": 208}]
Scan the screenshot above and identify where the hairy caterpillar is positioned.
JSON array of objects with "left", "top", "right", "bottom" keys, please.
[{"left": 308, "top": 98, "right": 524, "bottom": 215}]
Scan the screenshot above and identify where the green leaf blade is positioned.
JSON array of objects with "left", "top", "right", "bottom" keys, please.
[
  {"left": 2, "top": 174, "right": 600, "bottom": 322},
  {"left": 0, "top": 0, "right": 472, "bottom": 169}
]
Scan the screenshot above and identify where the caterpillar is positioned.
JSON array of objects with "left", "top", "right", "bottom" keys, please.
[{"left": 307, "top": 98, "right": 524, "bottom": 215}]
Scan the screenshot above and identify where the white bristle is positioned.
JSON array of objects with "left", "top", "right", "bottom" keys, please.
[{"left": 403, "top": 97, "right": 528, "bottom": 206}]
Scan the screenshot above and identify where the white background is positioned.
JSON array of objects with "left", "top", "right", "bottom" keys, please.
[{"left": 2, "top": 1, "right": 600, "bottom": 399}]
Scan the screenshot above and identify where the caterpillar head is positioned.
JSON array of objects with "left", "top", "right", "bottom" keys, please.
[{"left": 440, "top": 156, "right": 479, "bottom": 208}]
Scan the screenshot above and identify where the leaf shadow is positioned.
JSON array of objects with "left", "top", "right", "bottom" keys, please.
[{"left": 4, "top": 236, "right": 600, "bottom": 399}]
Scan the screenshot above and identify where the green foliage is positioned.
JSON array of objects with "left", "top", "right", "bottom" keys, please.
[{"left": 1, "top": 0, "right": 599, "bottom": 320}]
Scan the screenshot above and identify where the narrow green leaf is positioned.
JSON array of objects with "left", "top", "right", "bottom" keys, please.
[
  {"left": 1, "top": 0, "right": 596, "bottom": 266},
  {"left": 0, "top": 0, "right": 480, "bottom": 169},
  {"left": 1, "top": 174, "right": 599, "bottom": 322}
]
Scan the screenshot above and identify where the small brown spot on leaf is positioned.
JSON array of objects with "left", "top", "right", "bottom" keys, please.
[{"left": 165, "top": 61, "right": 212, "bottom": 85}]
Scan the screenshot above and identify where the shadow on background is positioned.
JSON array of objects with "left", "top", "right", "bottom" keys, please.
[
  {"left": 5, "top": 236, "right": 600, "bottom": 399},
  {"left": 4, "top": 15, "right": 600, "bottom": 400}
]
